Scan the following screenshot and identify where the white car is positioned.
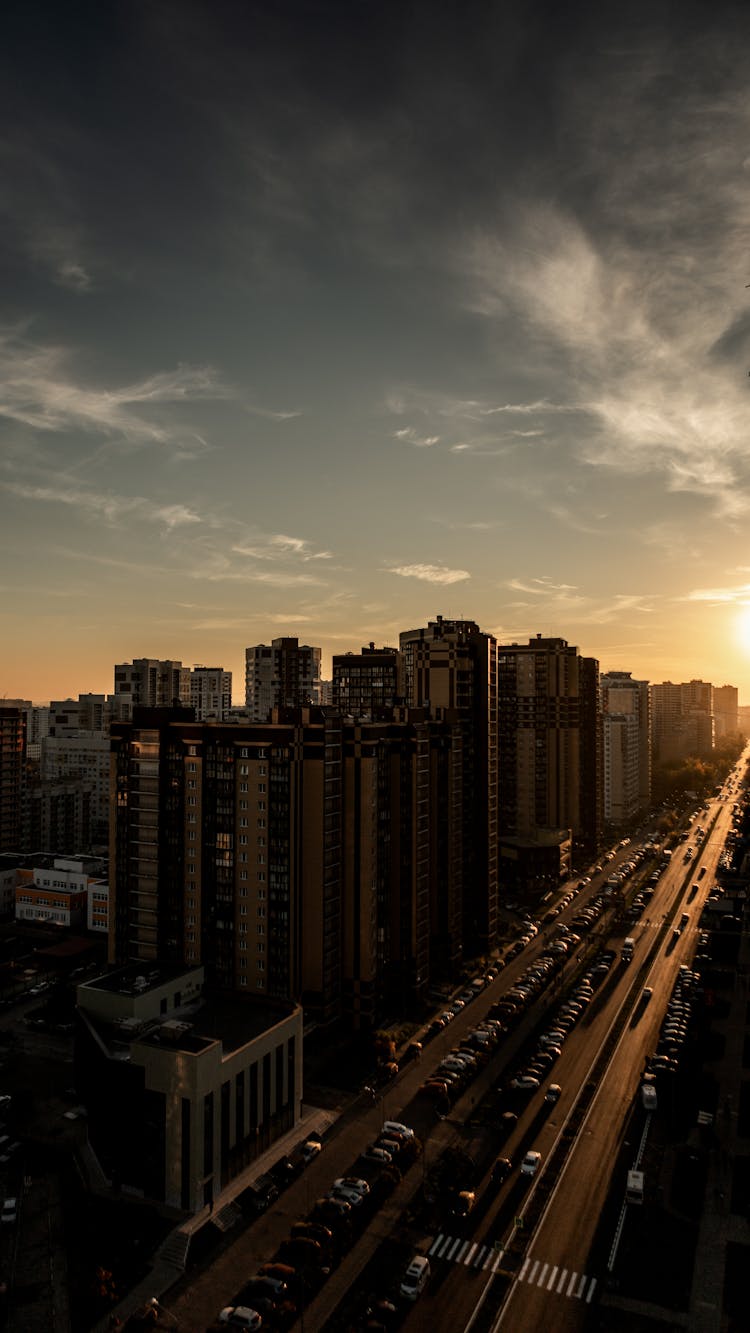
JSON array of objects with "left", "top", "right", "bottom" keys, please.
[
  {"left": 399, "top": 1255, "right": 430, "bottom": 1301},
  {"left": 301, "top": 1139, "right": 322, "bottom": 1163},
  {"left": 218, "top": 1308, "right": 262, "bottom": 1329},
  {"left": 329, "top": 1184, "right": 365, "bottom": 1207},
  {"left": 544, "top": 1084, "right": 562, "bottom": 1104},
  {"left": 333, "top": 1176, "right": 370, "bottom": 1196},
  {"left": 520, "top": 1151, "right": 542, "bottom": 1177},
  {"left": 382, "top": 1120, "right": 414, "bottom": 1140}
]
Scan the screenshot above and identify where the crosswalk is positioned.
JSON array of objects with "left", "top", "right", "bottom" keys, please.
[
  {"left": 428, "top": 1234, "right": 597, "bottom": 1304},
  {"left": 428, "top": 1233, "right": 506, "bottom": 1272}
]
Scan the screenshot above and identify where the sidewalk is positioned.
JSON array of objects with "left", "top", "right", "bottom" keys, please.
[{"left": 90, "top": 1101, "right": 338, "bottom": 1333}]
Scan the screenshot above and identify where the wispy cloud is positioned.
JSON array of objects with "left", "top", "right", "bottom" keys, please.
[
  {"left": 0, "top": 328, "right": 228, "bottom": 449},
  {"left": 684, "top": 583, "right": 750, "bottom": 605},
  {"left": 232, "top": 533, "right": 333, "bottom": 562},
  {"left": 2, "top": 480, "right": 203, "bottom": 529},
  {"left": 387, "top": 563, "right": 470, "bottom": 585},
  {"left": 393, "top": 427, "right": 440, "bottom": 447}
]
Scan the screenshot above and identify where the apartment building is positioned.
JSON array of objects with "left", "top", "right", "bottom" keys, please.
[
  {"left": 244, "top": 638, "right": 321, "bottom": 721},
  {"left": 112, "top": 659, "right": 191, "bottom": 722}
]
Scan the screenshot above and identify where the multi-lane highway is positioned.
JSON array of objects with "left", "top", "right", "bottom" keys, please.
[{"left": 402, "top": 767, "right": 743, "bottom": 1333}]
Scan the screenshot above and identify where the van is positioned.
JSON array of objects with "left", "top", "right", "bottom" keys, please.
[
  {"left": 626, "top": 1169, "right": 644, "bottom": 1204},
  {"left": 641, "top": 1084, "right": 658, "bottom": 1112},
  {"left": 399, "top": 1255, "right": 430, "bottom": 1301}
]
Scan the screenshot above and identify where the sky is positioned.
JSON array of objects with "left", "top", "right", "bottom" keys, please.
[{"left": 3, "top": 0, "right": 750, "bottom": 705}]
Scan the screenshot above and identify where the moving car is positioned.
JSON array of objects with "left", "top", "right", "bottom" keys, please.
[
  {"left": 399, "top": 1255, "right": 430, "bottom": 1301},
  {"left": 520, "top": 1151, "right": 542, "bottom": 1177}
]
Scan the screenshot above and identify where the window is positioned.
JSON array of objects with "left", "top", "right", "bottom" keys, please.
[{"left": 257, "top": 783, "right": 266, "bottom": 794}]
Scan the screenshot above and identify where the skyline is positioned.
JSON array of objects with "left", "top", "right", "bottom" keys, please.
[{"left": 4, "top": 1, "right": 750, "bottom": 703}]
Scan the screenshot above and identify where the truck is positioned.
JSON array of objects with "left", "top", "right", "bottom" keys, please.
[
  {"left": 626, "top": 1169, "right": 644, "bottom": 1204},
  {"left": 621, "top": 937, "right": 635, "bottom": 963}
]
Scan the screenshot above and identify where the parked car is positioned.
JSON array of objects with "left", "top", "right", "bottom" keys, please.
[
  {"left": 218, "top": 1307, "right": 262, "bottom": 1329},
  {"left": 301, "top": 1139, "right": 322, "bottom": 1163}
]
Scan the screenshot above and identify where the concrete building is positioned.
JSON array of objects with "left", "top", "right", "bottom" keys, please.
[
  {"left": 651, "top": 679, "right": 714, "bottom": 761},
  {"left": 498, "top": 636, "right": 602, "bottom": 861},
  {"left": 109, "top": 704, "right": 453, "bottom": 1027},
  {"left": 75, "top": 963, "right": 303, "bottom": 1214},
  {"left": 112, "top": 660, "right": 191, "bottom": 722},
  {"left": 600, "top": 671, "right": 651, "bottom": 826},
  {"left": 332, "top": 644, "right": 404, "bottom": 716},
  {"left": 713, "top": 684, "right": 739, "bottom": 739},
  {"left": 189, "top": 667, "right": 232, "bottom": 721},
  {"left": 0, "top": 706, "right": 26, "bottom": 853},
  {"left": 399, "top": 617, "right": 498, "bottom": 956},
  {"left": 15, "top": 857, "right": 89, "bottom": 927},
  {"left": 244, "top": 638, "right": 321, "bottom": 721}
]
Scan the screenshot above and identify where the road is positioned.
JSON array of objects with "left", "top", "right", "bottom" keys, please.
[{"left": 407, "top": 771, "right": 741, "bottom": 1333}]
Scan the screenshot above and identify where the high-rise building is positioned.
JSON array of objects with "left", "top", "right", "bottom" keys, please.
[
  {"left": 332, "top": 644, "right": 404, "bottom": 716},
  {"left": 498, "top": 636, "right": 602, "bottom": 858},
  {"left": 244, "top": 638, "right": 321, "bottom": 721},
  {"left": 109, "top": 703, "right": 447, "bottom": 1027},
  {"left": 399, "top": 616, "right": 498, "bottom": 955},
  {"left": 112, "top": 659, "right": 191, "bottom": 722},
  {"left": 189, "top": 667, "right": 232, "bottom": 721},
  {"left": 714, "top": 685, "right": 739, "bottom": 738},
  {"left": 600, "top": 672, "right": 651, "bottom": 825},
  {"left": 651, "top": 680, "right": 713, "bottom": 761},
  {"left": 0, "top": 707, "right": 26, "bottom": 852}
]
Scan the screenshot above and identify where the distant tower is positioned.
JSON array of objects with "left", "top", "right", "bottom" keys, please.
[
  {"left": 112, "top": 659, "right": 191, "bottom": 721},
  {"left": 244, "top": 638, "right": 321, "bottom": 721}
]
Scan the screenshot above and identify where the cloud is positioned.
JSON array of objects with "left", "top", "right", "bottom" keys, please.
[
  {"left": 684, "top": 584, "right": 750, "bottom": 605},
  {"left": 56, "top": 260, "right": 92, "bottom": 291},
  {"left": 0, "top": 328, "right": 229, "bottom": 449},
  {"left": 233, "top": 533, "right": 333, "bottom": 563},
  {"left": 507, "top": 577, "right": 578, "bottom": 595},
  {"left": 1, "top": 481, "right": 202, "bottom": 529},
  {"left": 393, "top": 427, "right": 440, "bottom": 447},
  {"left": 387, "top": 563, "right": 470, "bottom": 585}
]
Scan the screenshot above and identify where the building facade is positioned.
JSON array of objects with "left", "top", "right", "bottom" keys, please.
[
  {"left": 112, "top": 660, "right": 191, "bottom": 722},
  {"left": 244, "top": 638, "right": 322, "bottom": 721},
  {"left": 498, "top": 636, "right": 602, "bottom": 859},
  {"left": 189, "top": 667, "right": 232, "bottom": 721},
  {"left": 600, "top": 671, "right": 651, "bottom": 825},
  {"left": 399, "top": 617, "right": 498, "bottom": 956},
  {"left": 75, "top": 964, "right": 302, "bottom": 1213}
]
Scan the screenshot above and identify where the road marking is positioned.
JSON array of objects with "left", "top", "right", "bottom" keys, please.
[{"left": 427, "top": 1237, "right": 597, "bottom": 1306}]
